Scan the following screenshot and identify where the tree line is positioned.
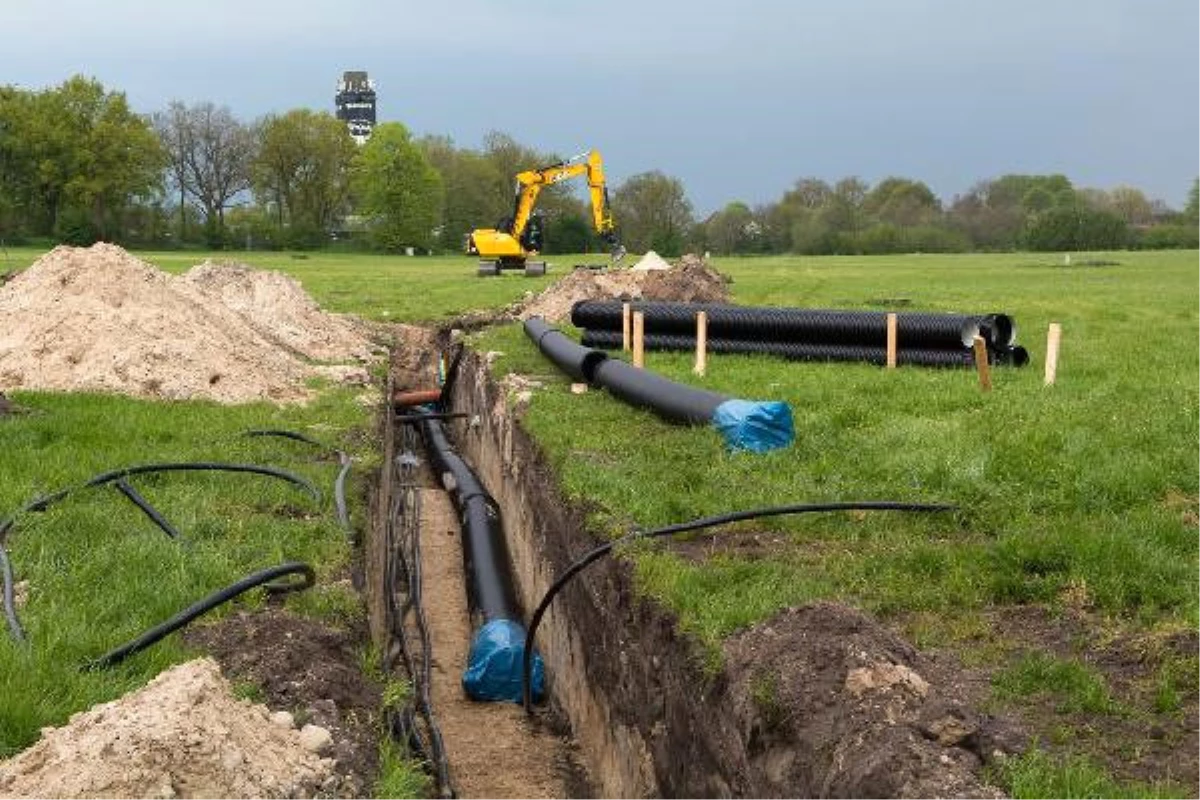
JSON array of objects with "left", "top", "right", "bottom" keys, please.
[{"left": 1, "top": 76, "right": 1196, "bottom": 256}]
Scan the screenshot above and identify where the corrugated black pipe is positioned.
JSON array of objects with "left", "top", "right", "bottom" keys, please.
[
  {"left": 523, "top": 318, "right": 794, "bottom": 451},
  {"left": 581, "top": 330, "right": 982, "bottom": 368},
  {"left": 412, "top": 409, "right": 544, "bottom": 703},
  {"left": 571, "top": 300, "right": 1008, "bottom": 350}
]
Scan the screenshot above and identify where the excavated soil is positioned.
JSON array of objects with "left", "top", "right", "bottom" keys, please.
[
  {"left": 0, "top": 244, "right": 383, "bottom": 404},
  {"left": 518, "top": 253, "right": 730, "bottom": 323},
  {"left": 0, "top": 659, "right": 337, "bottom": 799},
  {"left": 183, "top": 608, "right": 383, "bottom": 799}
]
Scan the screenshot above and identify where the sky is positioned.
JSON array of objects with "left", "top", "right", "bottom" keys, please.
[{"left": 4, "top": 0, "right": 1198, "bottom": 216}]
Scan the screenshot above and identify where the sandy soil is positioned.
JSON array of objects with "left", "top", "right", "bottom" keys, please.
[
  {"left": 0, "top": 658, "right": 335, "bottom": 798},
  {"left": 0, "top": 244, "right": 382, "bottom": 404}
]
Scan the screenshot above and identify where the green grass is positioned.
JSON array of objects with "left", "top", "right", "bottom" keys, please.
[
  {"left": 3, "top": 244, "right": 1196, "bottom": 793},
  {"left": 0, "top": 387, "right": 373, "bottom": 757},
  {"left": 1, "top": 245, "right": 558, "bottom": 323},
  {"left": 992, "top": 650, "right": 1120, "bottom": 714},
  {"left": 989, "top": 746, "right": 1191, "bottom": 799},
  {"left": 472, "top": 249, "right": 1199, "bottom": 646}
]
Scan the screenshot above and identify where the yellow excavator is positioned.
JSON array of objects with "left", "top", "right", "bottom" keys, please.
[{"left": 467, "top": 150, "right": 626, "bottom": 277}]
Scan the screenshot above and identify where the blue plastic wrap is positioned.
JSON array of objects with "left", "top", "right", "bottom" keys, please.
[
  {"left": 711, "top": 399, "right": 795, "bottom": 453},
  {"left": 462, "top": 618, "right": 544, "bottom": 703}
]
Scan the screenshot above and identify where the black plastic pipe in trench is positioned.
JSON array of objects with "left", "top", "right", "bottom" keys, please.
[
  {"left": 524, "top": 317, "right": 794, "bottom": 452},
  {"left": 571, "top": 300, "right": 1016, "bottom": 351},
  {"left": 412, "top": 409, "right": 544, "bottom": 703}
]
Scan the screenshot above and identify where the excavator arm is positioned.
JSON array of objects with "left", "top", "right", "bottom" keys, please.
[{"left": 470, "top": 150, "right": 624, "bottom": 274}]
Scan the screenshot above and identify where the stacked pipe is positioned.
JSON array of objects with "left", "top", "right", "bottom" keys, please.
[{"left": 571, "top": 301, "right": 1029, "bottom": 368}]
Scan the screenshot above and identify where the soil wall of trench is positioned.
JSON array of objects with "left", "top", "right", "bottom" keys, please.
[{"left": 369, "top": 343, "right": 1014, "bottom": 798}]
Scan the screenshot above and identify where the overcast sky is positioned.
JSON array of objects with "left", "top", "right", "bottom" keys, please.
[{"left": 5, "top": 0, "right": 1197, "bottom": 215}]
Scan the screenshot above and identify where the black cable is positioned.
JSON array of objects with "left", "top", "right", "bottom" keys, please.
[
  {"left": 85, "top": 561, "right": 314, "bottom": 670},
  {"left": 240, "top": 428, "right": 355, "bottom": 540},
  {"left": 521, "top": 500, "right": 958, "bottom": 712},
  {"left": 1, "top": 462, "right": 320, "bottom": 644},
  {"left": 113, "top": 479, "right": 182, "bottom": 539},
  {"left": 334, "top": 450, "right": 353, "bottom": 538},
  {"left": 241, "top": 429, "right": 327, "bottom": 448},
  {"left": 0, "top": 545, "right": 22, "bottom": 644}
]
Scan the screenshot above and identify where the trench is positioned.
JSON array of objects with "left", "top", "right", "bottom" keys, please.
[{"left": 367, "top": 327, "right": 1008, "bottom": 798}]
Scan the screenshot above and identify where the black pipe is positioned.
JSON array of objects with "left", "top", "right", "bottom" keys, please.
[
  {"left": 581, "top": 330, "right": 984, "bottom": 368},
  {"left": 523, "top": 318, "right": 793, "bottom": 452},
  {"left": 571, "top": 301, "right": 993, "bottom": 350},
  {"left": 415, "top": 413, "right": 521, "bottom": 624},
  {"left": 591, "top": 357, "right": 729, "bottom": 423},
  {"left": 524, "top": 317, "right": 609, "bottom": 383},
  {"left": 85, "top": 561, "right": 314, "bottom": 670},
  {"left": 521, "top": 500, "right": 958, "bottom": 713},
  {"left": 113, "top": 479, "right": 183, "bottom": 539},
  {"left": 1, "top": 462, "right": 320, "bottom": 644},
  {"left": 410, "top": 409, "right": 543, "bottom": 703}
]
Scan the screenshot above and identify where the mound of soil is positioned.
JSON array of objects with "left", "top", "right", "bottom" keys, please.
[
  {"left": 0, "top": 658, "right": 336, "bottom": 799},
  {"left": 184, "top": 608, "right": 383, "bottom": 798},
  {"left": 723, "top": 602, "right": 1013, "bottom": 798},
  {"left": 519, "top": 254, "right": 730, "bottom": 323},
  {"left": 0, "top": 244, "right": 381, "bottom": 404}
]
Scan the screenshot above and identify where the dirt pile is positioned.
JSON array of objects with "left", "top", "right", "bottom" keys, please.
[
  {"left": 724, "top": 603, "right": 1013, "bottom": 798},
  {"left": 0, "top": 244, "right": 381, "bottom": 404},
  {"left": 0, "top": 658, "right": 336, "bottom": 799},
  {"left": 518, "top": 253, "right": 731, "bottom": 323}
]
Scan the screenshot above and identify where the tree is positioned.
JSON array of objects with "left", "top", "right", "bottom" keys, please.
[
  {"left": 0, "top": 77, "right": 164, "bottom": 242},
  {"left": 351, "top": 122, "right": 444, "bottom": 251},
  {"left": 704, "top": 201, "right": 757, "bottom": 255},
  {"left": 419, "top": 135, "right": 502, "bottom": 251},
  {"left": 253, "top": 109, "right": 356, "bottom": 245},
  {"left": 152, "top": 101, "right": 255, "bottom": 245},
  {"left": 864, "top": 177, "right": 942, "bottom": 227},
  {"left": 611, "top": 171, "right": 694, "bottom": 256},
  {"left": 1184, "top": 178, "right": 1199, "bottom": 224},
  {"left": 1023, "top": 204, "right": 1128, "bottom": 251},
  {"left": 1105, "top": 185, "right": 1154, "bottom": 226}
]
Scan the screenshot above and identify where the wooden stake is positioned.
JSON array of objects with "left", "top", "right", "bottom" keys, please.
[
  {"left": 622, "top": 303, "right": 631, "bottom": 352},
  {"left": 1044, "top": 322, "right": 1062, "bottom": 386},
  {"left": 694, "top": 311, "right": 708, "bottom": 376},
  {"left": 972, "top": 335, "right": 992, "bottom": 392},
  {"left": 886, "top": 313, "right": 898, "bottom": 369},
  {"left": 632, "top": 311, "right": 645, "bottom": 368}
]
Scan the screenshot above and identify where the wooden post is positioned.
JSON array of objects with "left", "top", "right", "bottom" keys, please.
[
  {"left": 632, "top": 311, "right": 645, "bottom": 368},
  {"left": 1044, "top": 322, "right": 1062, "bottom": 386},
  {"left": 622, "top": 302, "right": 631, "bottom": 352},
  {"left": 972, "top": 335, "right": 992, "bottom": 392},
  {"left": 886, "top": 313, "right": 898, "bottom": 369},
  {"left": 694, "top": 311, "right": 708, "bottom": 376}
]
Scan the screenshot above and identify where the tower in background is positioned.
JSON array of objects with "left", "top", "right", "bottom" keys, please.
[{"left": 335, "top": 71, "right": 376, "bottom": 144}]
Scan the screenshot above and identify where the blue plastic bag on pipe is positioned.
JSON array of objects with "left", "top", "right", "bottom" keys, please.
[
  {"left": 711, "top": 399, "right": 794, "bottom": 453},
  {"left": 463, "top": 618, "right": 545, "bottom": 703}
]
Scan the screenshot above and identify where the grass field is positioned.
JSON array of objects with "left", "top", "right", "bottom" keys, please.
[{"left": 1, "top": 244, "right": 1197, "bottom": 796}]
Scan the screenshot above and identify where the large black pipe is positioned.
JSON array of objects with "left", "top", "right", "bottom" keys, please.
[
  {"left": 571, "top": 300, "right": 1013, "bottom": 351},
  {"left": 412, "top": 409, "right": 543, "bottom": 703},
  {"left": 523, "top": 317, "right": 793, "bottom": 451},
  {"left": 525, "top": 317, "right": 609, "bottom": 383},
  {"left": 581, "top": 330, "right": 982, "bottom": 368},
  {"left": 415, "top": 412, "right": 521, "bottom": 626}
]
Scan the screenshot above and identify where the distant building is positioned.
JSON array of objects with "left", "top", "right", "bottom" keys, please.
[{"left": 335, "top": 71, "right": 376, "bottom": 144}]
